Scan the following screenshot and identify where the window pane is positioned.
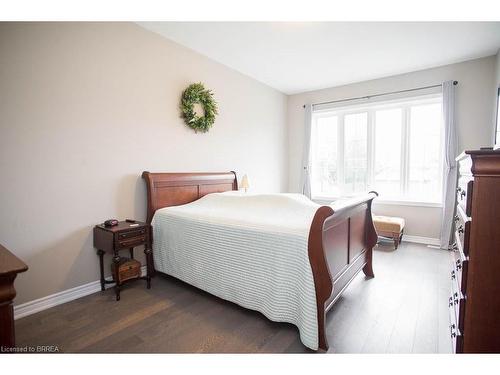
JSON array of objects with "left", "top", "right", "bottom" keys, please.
[
  {"left": 311, "top": 116, "right": 339, "bottom": 196},
  {"left": 374, "top": 108, "right": 402, "bottom": 198},
  {"left": 408, "top": 103, "right": 442, "bottom": 202},
  {"left": 344, "top": 112, "right": 368, "bottom": 194}
]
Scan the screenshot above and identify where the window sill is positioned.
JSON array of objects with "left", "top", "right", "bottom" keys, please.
[
  {"left": 312, "top": 196, "right": 443, "bottom": 208},
  {"left": 373, "top": 199, "right": 443, "bottom": 208}
]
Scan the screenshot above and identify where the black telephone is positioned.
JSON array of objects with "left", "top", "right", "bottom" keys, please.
[{"left": 104, "top": 219, "right": 119, "bottom": 227}]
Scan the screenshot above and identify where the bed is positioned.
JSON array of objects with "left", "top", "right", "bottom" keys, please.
[{"left": 142, "top": 171, "right": 378, "bottom": 352}]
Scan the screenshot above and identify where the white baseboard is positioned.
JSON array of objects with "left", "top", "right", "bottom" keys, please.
[
  {"left": 402, "top": 235, "right": 441, "bottom": 247},
  {"left": 14, "top": 266, "right": 147, "bottom": 320}
]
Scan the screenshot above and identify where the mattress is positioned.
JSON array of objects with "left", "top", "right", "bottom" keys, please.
[{"left": 151, "top": 191, "right": 321, "bottom": 350}]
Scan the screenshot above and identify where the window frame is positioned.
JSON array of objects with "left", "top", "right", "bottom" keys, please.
[{"left": 310, "top": 93, "right": 444, "bottom": 206}]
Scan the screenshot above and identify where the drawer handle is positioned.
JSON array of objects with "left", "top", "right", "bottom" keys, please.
[
  {"left": 456, "top": 262, "right": 462, "bottom": 270},
  {"left": 449, "top": 296, "right": 453, "bottom": 307},
  {"left": 454, "top": 214, "right": 459, "bottom": 222},
  {"left": 458, "top": 225, "right": 464, "bottom": 234},
  {"left": 456, "top": 187, "right": 462, "bottom": 193},
  {"left": 451, "top": 270, "right": 456, "bottom": 279},
  {"left": 451, "top": 243, "right": 458, "bottom": 251},
  {"left": 460, "top": 190, "right": 466, "bottom": 199},
  {"left": 450, "top": 324, "right": 457, "bottom": 338}
]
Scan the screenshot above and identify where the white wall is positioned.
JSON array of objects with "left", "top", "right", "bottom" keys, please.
[
  {"left": 496, "top": 50, "right": 500, "bottom": 87},
  {"left": 0, "top": 22, "right": 288, "bottom": 305},
  {"left": 287, "top": 56, "right": 497, "bottom": 239}
]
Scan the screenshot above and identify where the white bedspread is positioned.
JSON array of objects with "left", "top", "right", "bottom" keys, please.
[{"left": 151, "top": 191, "right": 321, "bottom": 350}]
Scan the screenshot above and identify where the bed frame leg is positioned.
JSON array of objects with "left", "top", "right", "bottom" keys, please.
[
  {"left": 362, "top": 247, "right": 375, "bottom": 278},
  {"left": 317, "top": 311, "right": 329, "bottom": 352},
  {"left": 318, "top": 343, "right": 328, "bottom": 352}
]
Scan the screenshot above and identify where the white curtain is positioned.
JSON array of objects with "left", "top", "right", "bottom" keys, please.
[
  {"left": 301, "top": 104, "right": 313, "bottom": 198},
  {"left": 440, "top": 81, "right": 458, "bottom": 249}
]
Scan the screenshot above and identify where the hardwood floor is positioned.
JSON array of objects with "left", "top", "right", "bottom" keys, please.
[{"left": 15, "top": 242, "right": 453, "bottom": 353}]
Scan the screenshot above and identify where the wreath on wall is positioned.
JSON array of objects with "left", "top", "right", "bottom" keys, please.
[{"left": 180, "top": 83, "right": 218, "bottom": 133}]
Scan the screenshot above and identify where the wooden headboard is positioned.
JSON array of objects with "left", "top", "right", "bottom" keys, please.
[{"left": 141, "top": 171, "right": 238, "bottom": 223}]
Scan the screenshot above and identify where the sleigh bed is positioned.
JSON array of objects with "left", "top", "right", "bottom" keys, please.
[{"left": 142, "top": 171, "right": 378, "bottom": 351}]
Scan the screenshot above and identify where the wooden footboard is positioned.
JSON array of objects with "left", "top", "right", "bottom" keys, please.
[{"left": 308, "top": 192, "right": 378, "bottom": 352}]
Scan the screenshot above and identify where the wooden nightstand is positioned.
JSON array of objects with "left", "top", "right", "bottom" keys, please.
[{"left": 93, "top": 220, "right": 153, "bottom": 301}]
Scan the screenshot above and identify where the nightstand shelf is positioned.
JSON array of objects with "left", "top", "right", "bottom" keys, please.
[{"left": 93, "top": 220, "right": 153, "bottom": 301}]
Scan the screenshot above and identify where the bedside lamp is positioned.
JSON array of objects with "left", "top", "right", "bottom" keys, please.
[{"left": 241, "top": 174, "right": 250, "bottom": 193}]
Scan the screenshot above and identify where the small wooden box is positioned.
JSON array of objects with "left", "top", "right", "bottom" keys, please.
[{"left": 111, "top": 257, "right": 141, "bottom": 284}]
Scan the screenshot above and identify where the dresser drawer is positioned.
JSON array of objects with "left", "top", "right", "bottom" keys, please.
[
  {"left": 456, "top": 178, "right": 473, "bottom": 217},
  {"left": 451, "top": 275, "right": 466, "bottom": 333},
  {"left": 117, "top": 228, "right": 147, "bottom": 240},
  {"left": 449, "top": 294, "right": 466, "bottom": 337},
  {"left": 453, "top": 248, "right": 469, "bottom": 296},
  {"left": 115, "top": 228, "right": 147, "bottom": 249},
  {"left": 454, "top": 206, "right": 471, "bottom": 256},
  {"left": 448, "top": 292, "right": 464, "bottom": 353},
  {"left": 117, "top": 235, "right": 146, "bottom": 249}
]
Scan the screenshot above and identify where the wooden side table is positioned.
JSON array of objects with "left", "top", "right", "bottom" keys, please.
[
  {"left": 93, "top": 220, "right": 153, "bottom": 301},
  {"left": 0, "top": 244, "right": 28, "bottom": 348}
]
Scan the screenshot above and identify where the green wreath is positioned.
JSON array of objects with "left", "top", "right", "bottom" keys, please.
[{"left": 180, "top": 83, "right": 218, "bottom": 133}]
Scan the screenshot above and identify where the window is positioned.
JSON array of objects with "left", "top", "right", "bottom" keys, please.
[{"left": 311, "top": 94, "right": 443, "bottom": 205}]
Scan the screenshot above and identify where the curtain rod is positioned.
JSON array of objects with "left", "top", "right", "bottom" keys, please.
[{"left": 303, "top": 80, "right": 458, "bottom": 108}]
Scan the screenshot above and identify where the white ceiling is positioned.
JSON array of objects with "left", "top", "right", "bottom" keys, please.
[{"left": 138, "top": 22, "right": 500, "bottom": 95}]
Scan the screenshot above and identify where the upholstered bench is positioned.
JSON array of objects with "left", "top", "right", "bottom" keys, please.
[{"left": 372, "top": 215, "right": 405, "bottom": 249}]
